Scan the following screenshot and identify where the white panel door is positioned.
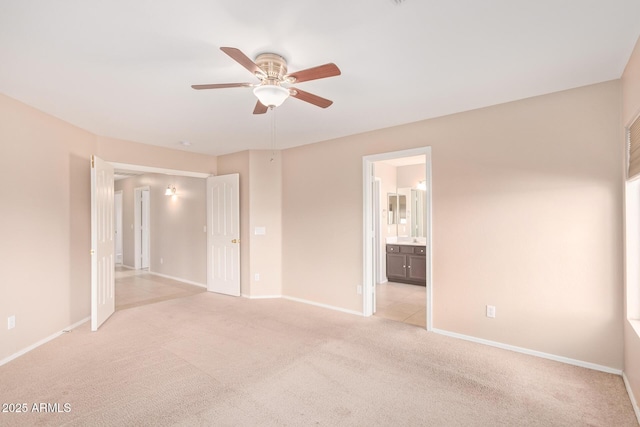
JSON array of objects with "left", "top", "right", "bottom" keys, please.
[
  {"left": 91, "top": 155, "right": 115, "bottom": 331},
  {"left": 207, "top": 174, "right": 240, "bottom": 296}
]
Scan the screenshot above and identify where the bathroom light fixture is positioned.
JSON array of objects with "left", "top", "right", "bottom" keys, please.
[
  {"left": 253, "top": 84, "right": 290, "bottom": 108},
  {"left": 165, "top": 185, "right": 176, "bottom": 196}
]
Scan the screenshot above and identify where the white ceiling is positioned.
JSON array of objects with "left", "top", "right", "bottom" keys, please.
[{"left": 1, "top": 1, "right": 638, "bottom": 156}]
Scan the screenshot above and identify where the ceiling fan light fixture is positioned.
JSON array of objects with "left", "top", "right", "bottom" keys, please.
[{"left": 253, "top": 84, "right": 290, "bottom": 108}]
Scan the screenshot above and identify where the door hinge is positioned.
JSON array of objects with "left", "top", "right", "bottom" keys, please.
[{"left": 91, "top": 155, "right": 95, "bottom": 168}]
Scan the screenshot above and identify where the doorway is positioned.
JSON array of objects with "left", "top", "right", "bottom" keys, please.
[
  {"left": 362, "top": 147, "right": 432, "bottom": 330},
  {"left": 114, "top": 173, "right": 211, "bottom": 312}
]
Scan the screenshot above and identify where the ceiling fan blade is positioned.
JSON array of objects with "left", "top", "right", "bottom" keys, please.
[
  {"left": 286, "top": 63, "right": 341, "bottom": 83},
  {"left": 290, "top": 88, "right": 333, "bottom": 108},
  {"left": 253, "top": 101, "right": 268, "bottom": 115},
  {"left": 191, "top": 83, "right": 252, "bottom": 90},
  {"left": 220, "top": 47, "right": 265, "bottom": 78}
]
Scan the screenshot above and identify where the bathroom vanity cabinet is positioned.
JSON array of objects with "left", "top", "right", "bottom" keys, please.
[{"left": 386, "top": 244, "right": 426, "bottom": 286}]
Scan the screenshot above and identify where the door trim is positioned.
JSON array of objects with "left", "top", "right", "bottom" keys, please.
[
  {"left": 362, "top": 147, "right": 433, "bottom": 330},
  {"left": 114, "top": 190, "right": 123, "bottom": 265},
  {"left": 134, "top": 186, "right": 150, "bottom": 270},
  {"left": 110, "top": 162, "right": 210, "bottom": 179}
]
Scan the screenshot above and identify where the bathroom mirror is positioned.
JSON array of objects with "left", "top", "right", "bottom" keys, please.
[
  {"left": 393, "top": 187, "right": 426, "bottom": 238},
  {"left": 387, "top": 193, "right": 406, "bottom": 225}
]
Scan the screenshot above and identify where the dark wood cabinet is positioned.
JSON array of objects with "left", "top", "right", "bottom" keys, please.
[{"left": 386, "top": 244, "right": 426, "bottom": 286}]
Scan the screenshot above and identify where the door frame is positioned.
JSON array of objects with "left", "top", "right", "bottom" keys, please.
[
  {"left": 114, "top": 190, "right": 123, "bottom": 265},
  {"left": 134, "top": 186, "right": 151, "bottom": 270},
  {"left": 373, "top": 178, "right": 383, "bottom": 284},
  {"left": 362, "top": 147, "right": 433, "bottom": 330}
]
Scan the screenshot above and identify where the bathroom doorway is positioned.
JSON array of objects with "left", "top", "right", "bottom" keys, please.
[{"left": 362, "top": 147, "right": 432, "bottom": 330}]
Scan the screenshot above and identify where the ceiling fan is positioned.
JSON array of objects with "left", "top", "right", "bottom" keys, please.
[{"left": 191, "top": 47, "right": 341, "bottom": 114}]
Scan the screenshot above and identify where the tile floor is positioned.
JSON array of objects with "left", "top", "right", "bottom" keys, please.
[
  {"left": 115, "top": 266, "right": 206, "bottom": 311},
  {"left": 374, "top": 281, "right": 426, "bottom": 328},
  {"left": 115, "top": 267, "right": 426, "bottom": 328}
]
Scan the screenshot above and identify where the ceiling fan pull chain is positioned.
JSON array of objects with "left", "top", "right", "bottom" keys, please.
[{"left": 270, "top": 107, "right": 277, "bottom": 162}]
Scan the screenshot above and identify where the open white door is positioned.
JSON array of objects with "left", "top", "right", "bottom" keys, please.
[
  {"left": 207, "top": 174, "right": 240, "bottom": 296},
  {"left": 91, "top": 155, "right": 115, "bottom": 331}
]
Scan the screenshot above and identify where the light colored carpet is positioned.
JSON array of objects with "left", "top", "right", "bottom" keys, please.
[{"left": 0, "top": 293, "right": 637, "bottom": 426}]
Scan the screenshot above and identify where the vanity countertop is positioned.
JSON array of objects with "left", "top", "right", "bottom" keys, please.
[{"left": 386, "top": 238, "right": 426, "bottom": 246}]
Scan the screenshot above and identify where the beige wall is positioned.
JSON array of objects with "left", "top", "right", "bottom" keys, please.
[
  {"left": 248, "top": 151, "right": 282, "bottom": 297},
  {"left": 0, "top": 93, "right": 216, "bottom": 362},
  {"left": 0, "top": 71, "right": 631, "bottom": 377},
  {"left": 115, "top": 174, "right": 207, "bottom": 285},
  {"left": 282, "top": 80, "right": 624, "bottom": 369},
  {"left": 622, "top": 35, "right": 640, "bottom": 410},
  {"left": 282, "top": 140, "right": 363, "bottom": 308},
  {"left": 216, "top": 150, "right": 283, "bottom": 298},
  {"left": 0, "top": 92, "right": 96, "bottom": 360}
]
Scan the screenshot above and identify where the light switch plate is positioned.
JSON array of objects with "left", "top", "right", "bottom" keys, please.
[{"left": 486, "top": 305, "right": 496, "bottom": 318}]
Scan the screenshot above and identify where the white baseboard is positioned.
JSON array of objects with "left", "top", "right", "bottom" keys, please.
[
  {"left": 623, "top": 372, "right": 640, "bottom": 425},
  {"left": 241, "top": 294, "right": 282, "bottom": 299},
  {"left": 432, "top": 328, "right": 622, "bottom": 375},
  {"left": 0, "top": 316, "right": 90, "bottom": 367},
  {"left": 148, "top": 271, "right": 206, "bottom": 288},
  {"left": 121, "top": 264, "right": 135, "bottom": 270},
  {"left": 282, "top": 295, "right": 363, "bottom": 316}
]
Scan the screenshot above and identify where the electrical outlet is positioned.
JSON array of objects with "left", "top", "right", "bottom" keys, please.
[
  {"left": 254, "top": 273, "right": 260, "bottom": 281},
  {"left": 8, "top": 315, "right": 15, "bottom": 330},
  {"left": 160, "top": 257, "right": 163, "bottom": 264},
  {"left": 357, "top": 285, "right": 363, "bottom": 295},
  {"left": 486, "top": 305, "right": 496, "bottom": 318}
]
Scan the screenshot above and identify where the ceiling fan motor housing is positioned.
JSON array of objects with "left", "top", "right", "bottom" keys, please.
[{"left": 255, "top": 53, "right": 289, "bottom": 84}]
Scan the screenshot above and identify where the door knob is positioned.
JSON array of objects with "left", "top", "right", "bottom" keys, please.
[{"left": 232, "top": 239, "right": 240, "bottom": 244}]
